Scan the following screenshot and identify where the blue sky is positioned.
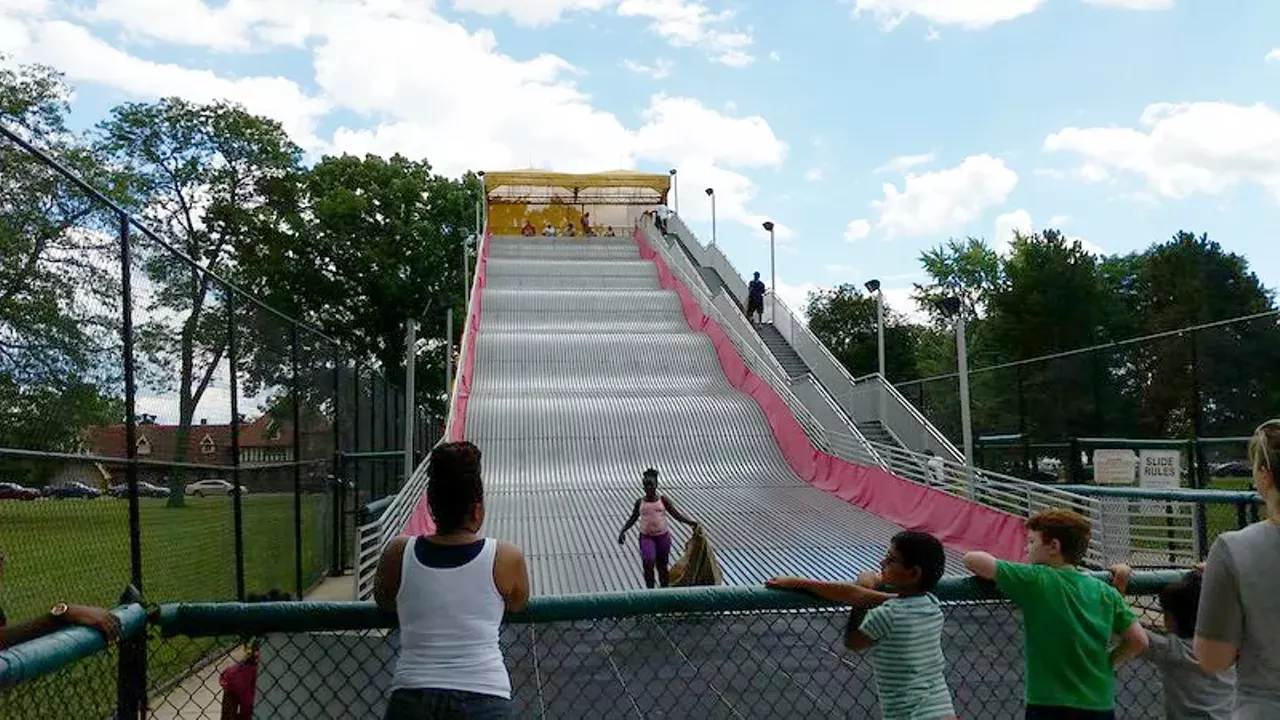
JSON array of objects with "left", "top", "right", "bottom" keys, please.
[{"left": 4, "top": 0, "right": 1280, "bottom": 320}]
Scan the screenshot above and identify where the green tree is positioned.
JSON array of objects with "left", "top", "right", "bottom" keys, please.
[
  {"left": 95, "top": 98, "right": 304, "bottom": 505},
  {"left": 240, "top": 154, "right": 482, "bottom": 417},
  {"left": 804, "top": 284, "right": 923, "bottom": 382},
  {"left": 1109, "top": 232, "right": 1280, "bottom": 437},
  {"left": 911, "top": 237, "right": 1001, "bottom": 327},
  {"left": 0, "top": 59, "right": 123, "bottom": 470}
]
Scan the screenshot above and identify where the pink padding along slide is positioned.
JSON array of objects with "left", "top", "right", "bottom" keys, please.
[
  {"left": 402, "top": 230, "right": 494, "bottom": 537},
  {"left": 633, "top": 226, "right": 1026, "bottom": 561}
]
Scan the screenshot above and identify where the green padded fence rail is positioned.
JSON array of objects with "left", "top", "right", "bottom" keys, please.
[
  {"left": 155, "top": 571, "right": 1187, "bottom": 639},
  {"left": 1057, "top": 484, "right": 1262, "bottom": 504},
  {"left": 361, "top": 496, "right": 394, "bottom": 523},
  {"left": 0, "top": 604, "right": 147, "bottom": 689}
]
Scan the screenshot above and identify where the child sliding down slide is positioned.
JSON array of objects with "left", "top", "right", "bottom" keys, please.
[{"left": 618, "top": 468, "right": 698, "bottom": 589}]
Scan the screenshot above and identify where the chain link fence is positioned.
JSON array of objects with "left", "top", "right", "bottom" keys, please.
[
  {"left": 4, "top": 575, "right": 1186, "bottom": 719},
  {"left": 1, "top": 121, "right": 431, "bottom": 660}
]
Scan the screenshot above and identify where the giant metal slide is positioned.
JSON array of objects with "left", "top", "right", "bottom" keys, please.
[{"left": 374, "top": 211, "right": 1031, "bottom": 596}]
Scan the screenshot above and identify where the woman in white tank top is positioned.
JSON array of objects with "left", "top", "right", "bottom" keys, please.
[{"left": 374, "top": 442, "right": 530, "bottom": 719}]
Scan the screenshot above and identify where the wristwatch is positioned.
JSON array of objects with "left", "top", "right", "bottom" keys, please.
[{"left": 50, "top": 602, "right": 69, "bottom": 623}]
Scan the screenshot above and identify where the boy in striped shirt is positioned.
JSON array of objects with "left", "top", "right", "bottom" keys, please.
[{"left": 769, "top": 531, "right": 957, "bottom": 720}]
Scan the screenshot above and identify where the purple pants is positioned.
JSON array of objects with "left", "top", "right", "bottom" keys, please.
[{"left": 639, "top": 532, "right": 671, "bottom": 566}]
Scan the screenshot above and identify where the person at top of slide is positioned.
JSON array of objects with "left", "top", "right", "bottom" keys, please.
[
  {"left": 374, "top": 442, "right": 530, "bottom": 720},
  {"left": 1195, "top": 419, "right": 1280, "bottom": 717},
  {"left": 617, "top": 468, "right": 697, "bottom": 589},
  {"left": 746, "top": 271, "right": 766, "bottom": 325}
]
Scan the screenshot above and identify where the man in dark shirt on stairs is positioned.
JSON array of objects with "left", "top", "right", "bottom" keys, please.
[{"left": 747, "top": 271, "right": 766, "bottom": 325}]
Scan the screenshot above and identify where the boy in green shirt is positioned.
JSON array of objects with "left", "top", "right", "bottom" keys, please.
[{"left": 964, "top": 509, "right": 1148, "bottom": 719}]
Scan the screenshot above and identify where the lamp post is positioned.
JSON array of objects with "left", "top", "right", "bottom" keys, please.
[
  {"left": 935, "top": 296, "right": 975, "bottom": 489},
  {"left": 864, "top": 279, "right": 885, "bottom": 380},
  {"left": 669, "top": 168, "right": 678, "bottom": 214},
  {"left": 865, "top": 279, "right": 886, "bottom": 424},
  {"left": 705, "top": 187, "right": 716, "bottom": 247},
  {"left": 763, "top": 221, "right": 776, "bottom": 324}
]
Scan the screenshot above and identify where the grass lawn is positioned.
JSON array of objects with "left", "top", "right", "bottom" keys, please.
[
  {"left": 0, "top": 493, "right": 329, "bottom": 625},
  {"left": 1, "top": 493, "right": 333, "bottom": 719}
]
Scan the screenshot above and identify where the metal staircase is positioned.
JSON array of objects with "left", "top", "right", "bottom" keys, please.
[
  {"left": 755, "top": 324, "right": 809, "bottom": 379},
  {"left": 855, "top": 420, "right": 904, "bottom": 451}
]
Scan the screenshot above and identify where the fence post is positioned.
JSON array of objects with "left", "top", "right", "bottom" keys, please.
[
  {"left": 290, "top": 325, "right": 303, "bottom": 599},
  {"left": 381, "top": 377, "right": 390, "bottom": 498},
  {"left": 353, "top": 363, "right": 362, "bottom": 508},
  {"left": 330, "top": 350, "right": 343, "bottom": 577},
  {"left": 228, "top": 291, "right": 246, "bottom": 601},
  {"left": 116, "top": 212, "right": 148, "bottom": 718},
  {"left": 1188, "top": 329, "right": 1209, "bottom": 557}
]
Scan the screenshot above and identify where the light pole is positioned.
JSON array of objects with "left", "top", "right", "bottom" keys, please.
[
  {"left": 669, "top": 168, "right": 678, "bottom": 214},
  {"left": 936, "top": 296, "right": 975, "bottom": 489},
  {"left": 865, "top": 279, "right": 886, "bottom": 424},
  {"left": 705, "top": 187, "right": 716, "bottom": 246},
  {"left": 864, "top": 279, "right": 885, "bottom": 380},
  {"left": 763, "top": 221, "right": 776, "bottom": 324}
]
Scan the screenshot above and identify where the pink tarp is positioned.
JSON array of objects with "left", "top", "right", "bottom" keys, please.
[
  {"left": 402, "top": 230, "right": 494, "bottom": 537},
  {"left": 633, "top": 225, "right": 1026, "bottom": 561}
]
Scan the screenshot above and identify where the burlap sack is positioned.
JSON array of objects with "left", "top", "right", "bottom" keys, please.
[{"left": 669, "top": 524, "right": 723, "bottom": 587}]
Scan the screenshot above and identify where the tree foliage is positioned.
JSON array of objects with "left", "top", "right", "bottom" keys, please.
[
  {"left": 0, "top": 59, "right": 123, "bottom": 460},
  {"left": 94, "top": 98, "right": 304, "bottom": 503}
]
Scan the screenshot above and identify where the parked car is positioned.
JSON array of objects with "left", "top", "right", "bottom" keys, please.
[
  {"left": 0, "top": 481, "right": 41, "bottom": 501},
  {"left": 43, "top": 481, "right": 102, "bottom": 500},
  {"left": 184, "top": 479, "right": 247, "bottom": 497},
  {"left": 107, "top": 481, "right": 170, "bottom": 499},
  {"left": 1212, "top": 460, "right": 1253, "bottom": 478}
]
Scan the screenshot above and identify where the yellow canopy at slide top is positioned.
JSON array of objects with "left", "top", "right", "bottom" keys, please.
[{"left": 483, "top": 170, "right": 671, "bottom": 236}]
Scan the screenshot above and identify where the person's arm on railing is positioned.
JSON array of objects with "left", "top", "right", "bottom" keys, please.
[
  {"left": 373, "top": 536, "right": 409, "bottom": 611},
  {"left": 494, "top": 541, "right": 529, "bottom": 613},
  {"left": 962, "top": 551, "right": 998, "bottom": 581},
  {"left": 765, "top": 574, "right": 894, "bottom": 605},
  {"left": 1106, "top": 570, "right": 1149, "bottom": 669},
  {"left": 0, "top": 604, "right": 120, "bottom": 650}
]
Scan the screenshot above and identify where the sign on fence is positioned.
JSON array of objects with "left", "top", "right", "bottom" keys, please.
[
  {"left": 1139, "top": 450, "right": 1182, "bottom": 490},
  {"left": 1094, "top": 449, "right": 1137, "bottom": 486}
]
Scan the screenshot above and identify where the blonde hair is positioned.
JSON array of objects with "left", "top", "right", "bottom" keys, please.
[{"left": 1249, "top": 420, "right": 1280, "bottom": 480}]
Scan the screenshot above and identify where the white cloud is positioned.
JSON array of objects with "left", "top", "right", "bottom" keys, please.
[
  {"left": 844, "top": 218, "right": 871, "bottom": 242},
  {"left": 993, "top": 208, "right": 1033, "bottom": 255},
  {"left": 451, "top": 0, "right": 614, "bottom": 26},
  {"left": 882, "top": 285, "right": 927, "bottom": 323},
  {"left": 633, "top": 93, "right": 787, "bottom": 168},
  {"left": 617, "top": 0, "right": 754, "bottom": 67},
  {"left": 824, "top": 263, "right": 857, "bottom": 274},
  {"left": 1044, "top": 101, "right": 1280, "bottom": 201},
  {"left": 803, "top": 167, "right": 823, "bottom": 182},
  {"left": 924, "top": 26, "right": 940, "bottom": 41},
  {"left": 849, "top": 0, "right": 1047, "bottom": 31},
  {"left": 1077, "top": 162, "right": 1111, "bottom": 183},
  {"left": 1081, "top": 0, "right": 1173, "bottom": 7},
  {"left": 871, "top": 154, "right": 1019, "bottom": 238},
  {"left": 874, "top": 152, "right": 935, "bottom": 173},
  {"left": 15, "top": 19, "right": 329, "bottom": 147},
  {"left": 1046, "top": 214, "right": 1071, "bottom": 227},
  {"left": 1267, "top": 48, "right": 1280, "bottom": 63},
  {"left": 621, "top": 57, "right": 674, "bottom": 79},
  {"left": 768, "top": 50, "right": 780, "bottom": 62}
]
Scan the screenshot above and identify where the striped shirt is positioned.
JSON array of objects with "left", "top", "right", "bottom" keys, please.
[{"left": 859, "top": 593, "right": 955, "bottom": 720}]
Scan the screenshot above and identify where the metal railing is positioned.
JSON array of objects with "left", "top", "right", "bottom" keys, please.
[
  {"left": 353, "top": 230, "right": 492, "bottom": 600},
  {"left": 665, "top": 210, "right": 961, "bottom": 461},
  {"left": 639, "top": 219, "right": 832, "bottom": 450},
  {"left": 2, "top": 573, "right": 1188, "bottom": 719}
]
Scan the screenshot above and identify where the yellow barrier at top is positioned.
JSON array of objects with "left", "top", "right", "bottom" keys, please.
[{"left": 484, "top": 169, "right": 670, "bottom": 236}]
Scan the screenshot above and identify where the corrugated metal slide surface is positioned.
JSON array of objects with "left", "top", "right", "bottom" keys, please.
[{"left": 473, "top": 235, "right": 962, "bottom": 595}]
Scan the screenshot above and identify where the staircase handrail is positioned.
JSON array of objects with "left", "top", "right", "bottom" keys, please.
[
  {"left": 639, "top": 218, "right": 833, "bottom": 450},
  {"left": 852, "top": 371, "right": 964, "bottom": 461}
]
